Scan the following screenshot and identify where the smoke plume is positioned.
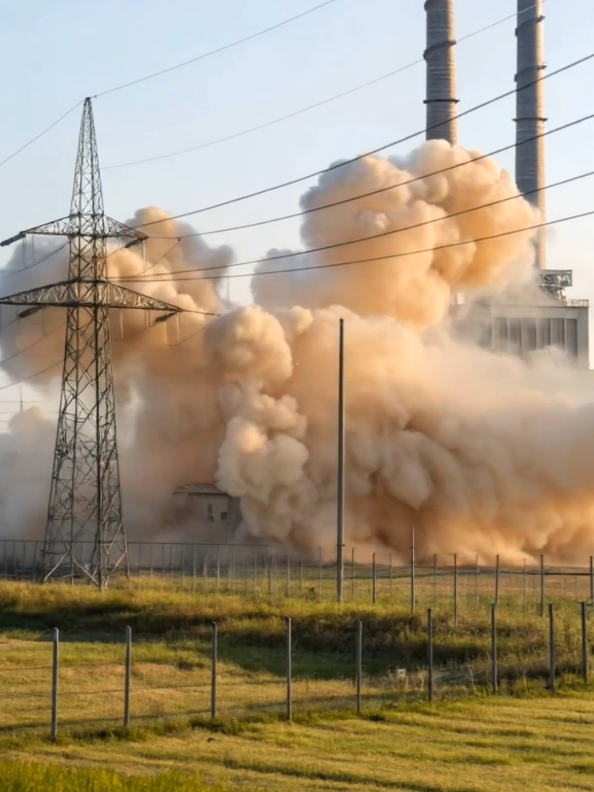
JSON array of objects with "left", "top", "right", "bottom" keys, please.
[{"left": 0, "top": 140, "right": 592, "bottom": 564}]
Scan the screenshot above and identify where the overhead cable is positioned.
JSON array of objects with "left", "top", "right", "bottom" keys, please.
[
  {"left": 144, "top": 112, "right": 594, "bottom": 240},
  {"left": 0, "top": 1, "right": 547, "bottom": 173},
  {"left": 104, "top": 2, "right": 546, "bottom": 170},
  {"left": 93, "top": 0, "right": 337, "bottom": 98},
  {"left": 116, "top": 208, "right": 594, "bottom": 284},
  {"left": 115, "top": 167, "right": 594, "bottom": 281},
  {"left": 0, "top": 102, "right": 82, "bottom": 171},
  {"left": 131, "top": 50, "right": 594, "bottom": 230}
]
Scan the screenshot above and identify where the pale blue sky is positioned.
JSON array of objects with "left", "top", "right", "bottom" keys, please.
[{"left": 0, "top": 0, "right": 593, "bottom": 396}]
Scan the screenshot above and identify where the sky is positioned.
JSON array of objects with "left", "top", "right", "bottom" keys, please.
[{"left": 0, "top": 0, "right": 593, "bottom": 417}]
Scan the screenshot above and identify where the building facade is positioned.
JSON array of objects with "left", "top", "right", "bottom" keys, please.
[
  {"left": 172, "top": 484, "right": 242, "bottom": 542},
  {"left": 451, "top": 271, "right": 589, "bottom": 367}
]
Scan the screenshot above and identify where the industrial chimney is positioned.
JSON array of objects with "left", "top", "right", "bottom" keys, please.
[
  {"left": 424, "top": 0, "right": 458, "bottom": 145},
  {"left": 515, "top": 0, "right": 546, "bottom": 269}
]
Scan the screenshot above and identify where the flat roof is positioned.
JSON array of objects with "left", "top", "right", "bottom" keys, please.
[{"left": 174, "top": 484, "right": 227, "bottom": 497}]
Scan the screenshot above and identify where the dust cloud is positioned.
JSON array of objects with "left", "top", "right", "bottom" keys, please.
[{"left": 0, "top": 140, "right": 592, "bottom": 564}]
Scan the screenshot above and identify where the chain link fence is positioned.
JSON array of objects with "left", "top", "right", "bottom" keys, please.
[{"left": 1, "top": 539, "right": 593, "bottom": 610}]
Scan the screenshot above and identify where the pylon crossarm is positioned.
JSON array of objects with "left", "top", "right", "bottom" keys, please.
[
  {"left": 1, "top": 217, "right": 148, "bottom": 249},
  {"left": 105, "top": 282, "right": 182, "bottom": 312},
  {"left": 0, "top": 280, "right": 182, "bottom": 313},
  {"left": 104, "top": 216, "right": 148, "bottom": 243},
  {"left": 0, "top": 216, "right": 72, "bottom": 246}
]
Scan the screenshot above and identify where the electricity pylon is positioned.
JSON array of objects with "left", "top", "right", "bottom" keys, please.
[{"left": 0, "top": 98, "right": 180, "bottom": 588}]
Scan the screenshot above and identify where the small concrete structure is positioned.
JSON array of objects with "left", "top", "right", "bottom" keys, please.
[{"left": 172, "top": 484, "right": 241, "bottom": 542}]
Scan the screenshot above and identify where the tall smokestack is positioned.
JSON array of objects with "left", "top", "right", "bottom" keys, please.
[
  {"left": 515, "top": 0, "right": 546, "bottom": 269},
  {"left": 424, "top": 0, "right": 459, "bottom": 145}
]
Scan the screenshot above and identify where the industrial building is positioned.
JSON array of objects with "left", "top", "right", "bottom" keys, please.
[
  {"left": 425, "top": 0, "right": 590, "bottom": 367},
  {"left": 172, "top": 484, "right": 241, "bottom": 541}
]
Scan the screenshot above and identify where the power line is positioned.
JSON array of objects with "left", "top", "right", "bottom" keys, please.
[
  {"left": 0, "top": 0, "right": 548, "bottom": 175},
  {"left": 0, "top": 242, "right": 69, "bottom": 281},
  {"left": 0, "top": 305, "right": 220, "bottom": 394},
  {"left": 104, "top": 3, "right": 545, "bottom": 171},
  {"left": 118, "top": 208, "right": 594, "bottom": 283},
  {"left": 0, "top": 322, "right": 66, "bottom": 368},
  {"left": 131, "top": 50, "right": 594, "bottom": 231},
  {"left": 0, "top": 102, "right": 82, "bottom": 171},
  {"left": 115, "top": 167, "right": 594, "bottom": 281},
  {"left": 0, "top": 358, "right": 62, "bottom": 392},
  {"left": 93, "top": 0, "right": 337, "bottom": 99},
  {"left": 144, "top": 112, "right": 594, "bottom": 240},
  {"left": 0, "top": 3, "right": 337, "bottom": 171}
]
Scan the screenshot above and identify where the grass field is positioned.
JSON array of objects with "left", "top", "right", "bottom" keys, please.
[
  {"left": 2, "top": 697, "right": 594, "bottom": 791},
  {"left": 0, "top": 579, "right": 593, "bottom": 790}
]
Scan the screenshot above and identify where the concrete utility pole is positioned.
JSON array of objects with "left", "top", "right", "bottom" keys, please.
[{"left": 337, "top": 318, "right": 345, "bottom": 602}]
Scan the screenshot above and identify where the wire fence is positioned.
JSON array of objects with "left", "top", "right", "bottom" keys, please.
[
  {"left": 0, "top": 604, "right": 592, "bottom": 740},
  {"left": 1, "top": 539, "right": 593, "bottom": 610}
]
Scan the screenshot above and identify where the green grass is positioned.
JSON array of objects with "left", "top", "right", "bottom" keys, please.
[
  {"left": 0, "top": 761, "right": 231, "bottom": 791},
  {"left": 2, "top": 697, "right": 594, "bottom": 791},
  {"left": 1, "top": 580, "right": 593, "bottom": 790}
]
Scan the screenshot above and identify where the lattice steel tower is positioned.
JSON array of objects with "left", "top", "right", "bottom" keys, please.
[{"left": 0, "top": 98, "right": 180, "bottom": 588}]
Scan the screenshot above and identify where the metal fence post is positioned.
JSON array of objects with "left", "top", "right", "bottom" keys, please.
[
  {"left": 540, "top": 554, "right": 545, "bottom": 618},
  {"left": 433, "top": 553, "right": 438, "bottom": 601},
  {"left": 491, "top": 604, "right": 497, "bottom": 693},
  {"left": 356, "top": 619, "right": 362, "bottom": 714},
  {"left": 51, "top": 628, "right": 59, "bottom": 741},
  {"left": 582, "top": 602, "right": 589, "bottom": 685},
  {"left": 318, "top": 547, "right": 322, "bottom": 600},
  {"left": 453, "top": 554, "right": 458, "bottom": 626},
  {"left": 389, "top": 553, "right": 393, "bottom": 598},
  {"left": 548, "top": 603, "right": 556, "bottom": 692},
  {"left": 523, "top": 559, "right": 527, "bottom": 615},
  {"left": 427, "top": 608, "right": 434, "bottom": 703},
  {"left": 590, "top": 556, "right": 594, "bottom": 604},
  {"left": 217, "top": 546, "right": 221, "bottom": 593},
  {"left": 286, "top": 617, "right": 292, "bottom": 722},
  {"left": 372, "top": 553, "right": 377, "bottom": 604},
  {"left": 475, "top": 554, "right": 479, "bottom": 607},
  {"left": 211, "top": 622, "right": 218, "bottom": 718},
  {"left": 351, "top": 547, "right": 355, "bottom": 600},
  {"left": 124, "top": 626, "right": 132, "bottom": 728},
  {"left": 495, "top": 554, "right": 500, "bottom": 607},
  {"left": 286, "top": 550, "right": 291, "bottom": 598}
]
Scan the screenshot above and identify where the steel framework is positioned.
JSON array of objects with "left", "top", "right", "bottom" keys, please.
[{"left": 0, "top": 98, "right": 181, "bottom": 588}]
